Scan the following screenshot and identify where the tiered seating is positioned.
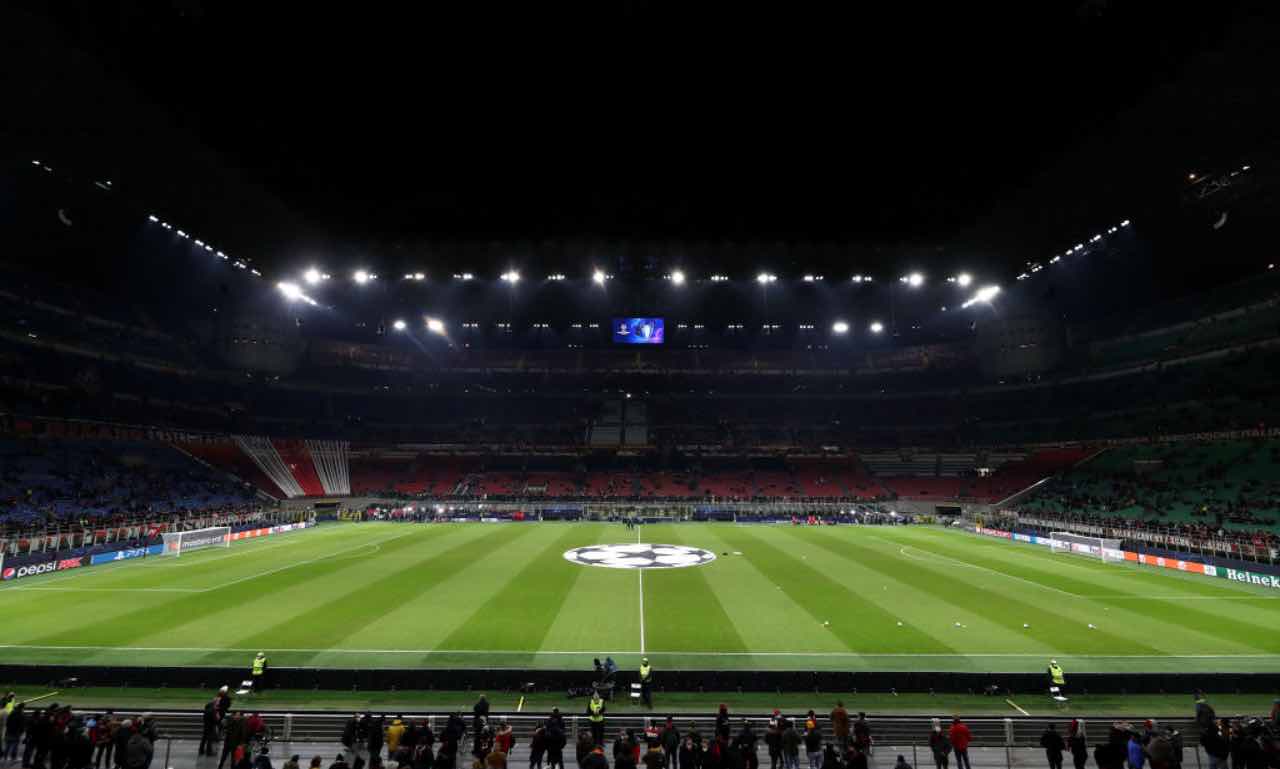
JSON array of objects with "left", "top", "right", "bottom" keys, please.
[
  {"left": 272, "top": 439, "right": 326, "bottom": 496},
  {"left": 1, "top": 437, "right": 254, "bottom": 527},
  {"left": 179, "top": 440, "right": 288, "bottom": 499}
]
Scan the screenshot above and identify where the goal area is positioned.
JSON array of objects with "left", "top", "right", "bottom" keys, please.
[
  {"left": 1049, "top": 531, "right": 1124, "bottom": 563},
  {"left": 160, "top": 526, "right": 231, "bottom": 557}
]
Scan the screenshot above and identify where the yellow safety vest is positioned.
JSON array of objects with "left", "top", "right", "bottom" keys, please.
[
  {"left": 253, "top": 656, "right": 266, "bottom": 675},
  {"left": 639, "top": 664, "right": 651, "bottom": 682},
  {"left": 589, "top": 699, "right": 604, "bottom": 722},
  {"left": 1049, "top": 664, "right": 1065, "bottom": 685}
]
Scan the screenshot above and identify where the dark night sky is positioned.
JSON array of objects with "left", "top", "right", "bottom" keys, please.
[{"left": 3, "top": 0, "right": 1277, "bottom": 284}]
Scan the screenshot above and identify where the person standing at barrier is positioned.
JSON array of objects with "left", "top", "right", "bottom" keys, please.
[
  {"left": 765, "top": 712, "right": 783, "bottom": 769},
  {"left": 662, "top": 718, "right": 681, "bottom": 769},
  {"left": 545, "top": 715, "right": 566, "bottom": 769},
  {"left": 95, "top": 710, "right": 117, "bottom": 768},
  {"left": 735, "top": 719, "right": 759, "bottom": 769},
  {"left": 803, "top": 721, "right": 822, "bottom": 769},
  {"left": 679, "top": 736, "right": 699, "bottom": 769},
  {"left": 529, "top": 725, "right": 547, "bottom": 769},
  {"left": 949, "top": 718, "right": 972, "bottom": 769},
  {"left": 928, "top": 719, "right": 951, "bottom": 769},
  {"left": 853, "top": 714, "right": 872, "bottom": 757},
  {"left": 587, "top": 692, "right": 607, "bottom": 746},
  {"left": 780, "top": 719, "right": 801, "bottom": 769},
  {"left": 1042, "top": 724, "right": 1066, "bottom": 769},
  {"left": 830, "top": 703, "right": 850, "bottom": 751},
  {"left": 1068, "top": 720, "right": 1089, "bottom": 769},
  {"left": 200, "top": 701, "right": 220, "bottom": 757},
  {"left": 3, "top": 702, "right": 21, "bottom": 764}
]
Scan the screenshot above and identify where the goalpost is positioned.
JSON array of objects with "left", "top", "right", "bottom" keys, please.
[
  {"left": 160, "top": 526, "right": 232, "bottom": 558},
  {"left": 1050, "top": 531, "right": 1125, "bottom": 563}
]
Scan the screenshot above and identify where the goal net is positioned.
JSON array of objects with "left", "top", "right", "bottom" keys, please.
[
  {"left": 160, "top": 526, "right": 231, "bottom": 558},
  {"left": 1050, "top": 531, "right": 1124, "bottom": 563}
]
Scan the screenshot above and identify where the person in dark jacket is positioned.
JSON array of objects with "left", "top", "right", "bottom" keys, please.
[
  {"left": 853, "top": 714, "right": 872, "bottom": 756},
  {"left": 328, "top": 755, "right": 351, "bottom": 769},
  {"left": 734, "top": 721, "right": 759, "bottom": 769},
  {"left": 643, "top": 742, "right": 667, "bottom": 769},
  {"left": 581, "top": 745, "right": 609, "bottom": 769},
  {"left": 614, "top": 730, "right": 637, "bottom": 769},
  {"left": 678, "top": 737, "right": 699, "bottom": 769},
  {"left": 803, "top": 725, "right": 822, "bottom": 769},
  {"left": 124, "top": 728, "right": 152, "bottom": 769},
  {"left": 202, "top": 700, "right": 221, "bottom": 757},
  {"left": 112, "top": 719, "right": 134, "bottom": 769},
  {"left": 820, "top": 746, "right": 841, "bottom": 769},
  {"left": 780, "top": 720, "right": 801, "bottom": 769},
  {"left": 1200, "top": 720, "right": 1229, "bottom": 769},
  {"left": 1041, "top": 725, "right": 1065, "bottom": 769},
  {"left": 544, "top": 720, "right": 566, "bottom": 769},
  {"left": 1068, "top": 720, "right": 1089, "bottom": 769},
  {"left": 714, "top": 707, "right": 731, "bottom": 743},
  {"left": 1093, "top": 725, "right": 1129, "bottom": 769},
  {"left": 220, "top": 712, "right": 247, "bottom": 769},
  {"left": 895, "top": 756, "right": 913, "bottom": 769},
  {"left": 662, "top": 719, "right": 682, "bottom": 769},
  {"left": 528, "top": 726, "right": 547, "bottom": 769},
  {"left": 929, "top": 720, "right": 951, "bottom": 769},
  {"left": 67, "top": 720, "right": 95, "bottom": 769},
  {"left": 473, "top": 697, "right": 490, "bottom": 735}
]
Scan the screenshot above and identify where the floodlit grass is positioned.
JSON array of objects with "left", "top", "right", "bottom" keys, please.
[{"left": 2, "top": 522, "right": 1277, "bottom": 673}]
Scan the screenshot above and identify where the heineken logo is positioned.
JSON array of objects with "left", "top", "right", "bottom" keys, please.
[
  {"left": 563, "top": 543, "right": 717, "bottom": 570},
  {"left": 1223, "top": 569, "right": 1280, "bottom": 590}
]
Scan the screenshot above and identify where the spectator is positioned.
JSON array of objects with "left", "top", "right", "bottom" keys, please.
[
  {"left": 820, "top": 745, "right": 841, "bottom": 769},
  {"left": 895, "top": 756, "right": 914, "bottom": 769},
  {"left": 949, "top": 718, "right": 972, "bottom": 769},
  {"left": 765, "top": 712, "right": 783, "bottom": 769},
  {"left": 643, "top": 741, "right": 667, "bottom": 769},
  {"left": 581, "top": 745, "right": 609, "bottom": 769},
  {"left": 803, "top": 721, "right": 823, "bottom": 769},
  {"left": 662, "top": 718, "right": 681, "bottom": 769},
  {"left": 734, "top": 720, "right": 758, "bottom": 769},
  {"left": 1068, "top": 720, "right": 1089, "bottom": 769},
  {"left": 1042, "top": 724, "right": 1065, "bottom": 769},
  {"left": 830, "top": 702, "right": 850, "bottom": 750},
  {"left": 929, "top": 719, "right": 951, "bottom": 769},
  {"left": 1094, "top": 724, "right": 1130, "bottom": 769},
  {"left": 220, "top": 712, "right": 246, "bottom": 769},
  {"left": 715, "top": 706, "right": 731, "bottom": 743},
  {"left": 495, "top": 719, "right": 514, "bottom": 757},
  {"left": 853, "top": 713, "right": 872, "bottom": 756},
  {"left": 1126, "top": 731, "right": 1144, "bottom": 769},
  {"left": 1200, "top": 719, "right": 1228, "bottom": 769},
  {"left": 124, "top": 723, "right": 152, "bottom": 769},
  {"left": 781, "top": 719, "right": 801, "bottom": 769},
  {"left": 679, "top": 736, "right": 699, "bottom": 769},
  {"left": 282, "top": 756, "right": 302, "bottom": 769},
  {"left": 529, "top": 726, "right": 547, "bottom": 769},
  {"left": 388, "top": 718, "right": 407, "bottom": 756},
  {"left": 544, "top": 715, "right": 566, "bottom": 769},
  {"left": 329, "top": 755, "right": 351, "bottom": 769}
]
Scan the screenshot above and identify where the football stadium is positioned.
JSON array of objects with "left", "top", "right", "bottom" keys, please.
[{"left": 4, "top": 1, "right": 1280, "bottom": 767}]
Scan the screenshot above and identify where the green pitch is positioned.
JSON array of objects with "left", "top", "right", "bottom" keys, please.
[{"left": 2, "top": 522, "right": 1278, "bottom": 673}]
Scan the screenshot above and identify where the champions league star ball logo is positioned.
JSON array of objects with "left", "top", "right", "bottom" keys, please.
[{"left": 563, "top": 543, "right": 717, "bottom": 570}]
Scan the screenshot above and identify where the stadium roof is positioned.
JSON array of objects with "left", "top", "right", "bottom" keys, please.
[{"left": 2, "top": 0, "right": 1276, "bottom": 292}]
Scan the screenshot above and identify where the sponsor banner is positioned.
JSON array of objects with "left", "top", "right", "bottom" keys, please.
[
  {"left": 181, "top": 531, "right": 231, "bottom": 550},
  {"left": 975, "top": 526, "right": 1011, "bottom": 539},
  {"left": 1216, "top": 567, "right": 1280, "bottom": 590},
  {"left": 1, "top": 556, "right": 86, "bottom": 581},
  {"left": 230, "top": 527, "right": 269, "bottom": 541},
  {"left": 1012, "top": 533, "right": 1033, "bottom": 543},
  {"left": 90, "top": 547, "right": 149, "bottom": 566}
]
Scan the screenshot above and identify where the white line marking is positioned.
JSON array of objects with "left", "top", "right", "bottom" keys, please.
[
  {"left": 4, "top": 587, "right": 202, "bottom": 593},
  {"left": 895, "top": 544, "right": 1082, "bottom": 598},
  {"left": 0, "top": 644, "right": 1274, "bottom": 660},
  {"left": 637, "top": 524, "right": 646, "bottom": 655},
  {"left": 1006, "top": 699, "right": 1030, "bottom": 716},
  {"left": 193, "top": 529, "right": 418, "bottom": 593}
]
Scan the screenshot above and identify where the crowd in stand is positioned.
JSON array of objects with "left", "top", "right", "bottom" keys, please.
[{"left": 3, "top": 692, "right": 1280, "bottom": 769}]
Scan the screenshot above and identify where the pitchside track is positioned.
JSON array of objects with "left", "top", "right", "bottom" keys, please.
[{"left": 1, "top": 522, "right": 1277, "bottom": 672}]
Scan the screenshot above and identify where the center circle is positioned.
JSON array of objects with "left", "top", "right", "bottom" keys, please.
[{"left": 564, "top": 543, "right": 717, "bottom": 569}]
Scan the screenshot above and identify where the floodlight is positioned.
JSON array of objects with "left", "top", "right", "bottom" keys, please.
[
  {"left": 906, "top": 272, "right": 924, "bottom": 287},
  {"left": 277, "top": 282, "right": 304, "bottom": 302},
  {"left": 426, "top": 317, "right": 446, "bottom": 334},
  {"left": 956, "top": 273, "right": 972, "bottom": 287},
  {"left": 353, "top": 270, "right": 371, "bottom": 284},
  {"left": 670, "top": 270, "right": 685, "bottom": 285},
  {"left": 501, "top": 270, "right": 520, "bottom": 284},
  {"left": 392, "top": 319, "right": 407, "bottom": 331},
  {"left": 757, "top": 272, "right": 776, "bottom": 284},
  {"left": 869, "top": 321, "right": 884, "bottom": 333},
  {"left": 832, "top": 321, "right": 849, "bottom": 334},
  {"left": 147, "top": 214, "right": 159, "bottom": 223}
]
